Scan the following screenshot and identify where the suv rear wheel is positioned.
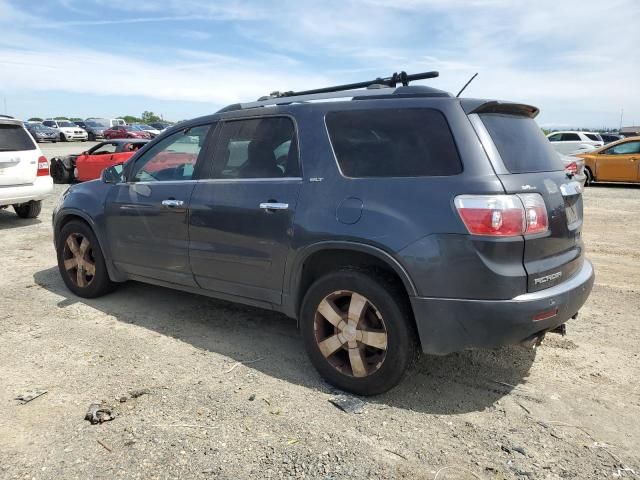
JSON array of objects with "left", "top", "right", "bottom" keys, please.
[
  {"left": 300, "top": 269, "right": 417, "bottom": 395},
  {"left": 13, "top": 200, "right": 42, "bottom": 219},
  {"left": 56, "top": 220, "right": 116, "bottom": 298}
]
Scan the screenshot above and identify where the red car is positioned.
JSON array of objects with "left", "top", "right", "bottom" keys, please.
[
  {"left": 49, "top": 139, "right": 150, "bottom": 183},
  {"left": 103, "top": 125, "right": 151, "bottom": 139}
]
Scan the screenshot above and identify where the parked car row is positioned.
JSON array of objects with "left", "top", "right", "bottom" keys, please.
[{"left": 23, "top": 117, "right": 172, "bottom": 143}]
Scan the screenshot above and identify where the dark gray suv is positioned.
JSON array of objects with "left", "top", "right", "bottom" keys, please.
[{"left": 52, "top": 73, "right": 594, "bottom": 395}]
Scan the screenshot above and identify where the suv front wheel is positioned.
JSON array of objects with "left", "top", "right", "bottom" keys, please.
[
  {"left": 301, "top": 269, "right": 417, "bottom": 396},
  {"left": 56, "top": 220, "right": 116, "bottom": 298}
]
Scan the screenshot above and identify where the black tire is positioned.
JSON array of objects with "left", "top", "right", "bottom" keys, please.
[
  {"left": 300, "top": 269, "right": 418, "bottom": 396},
  {"left": 88, "top": 133, "right": 95, "bottom": 142},
  {"left": 13, "top": 200, "right": 42, "bottom": 219},
  {"left": 56, "top": 220, "right": 116, "bottom": 298},
  {"left": 50, "top": 159, "right": 72, "bottom": 184},
  {"left": 585, "top": 167, "right": 594, "bottom": 186},
  {"left": 81, "top": 139, "right": 86, "bottom": 142},
  {"left": 59, "top": 133, "right": 66, "bottom": 142}
]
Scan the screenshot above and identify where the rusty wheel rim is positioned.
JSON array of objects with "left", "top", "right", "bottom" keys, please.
[
  {"left": 62, "top": 233, "right": 96, "bottom": 288},
  {"left": 313, "top": 290, "right": 388, "bottom": 378}
]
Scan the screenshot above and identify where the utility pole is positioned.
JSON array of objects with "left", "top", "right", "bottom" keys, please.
[{"left": 619, "top": 108, "right": 624, "bottom": 131}]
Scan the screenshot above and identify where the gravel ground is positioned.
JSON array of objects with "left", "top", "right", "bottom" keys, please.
[{"left": 1, "top": 144, "right": 639, "bottom": 479}]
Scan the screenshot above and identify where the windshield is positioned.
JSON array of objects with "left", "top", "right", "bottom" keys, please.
[
  {"left": 58, "top": 121, "right": 75, "bottom": 127},
  {"left": 86, "top": 121, "right": 104, "bottom": 128},
  {"left": 480, "top": 114, "right": 563, "bottom": 173},
  {"left": 127, "top": 125, "right": 144, "bottom": 131},
  {"left": 137, "top": 124, "right": 153, "bottom": 130}
]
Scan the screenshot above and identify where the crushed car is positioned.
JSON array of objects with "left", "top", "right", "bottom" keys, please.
[{"left": 49, "top": 139, "right": 149, "bottom": 183}]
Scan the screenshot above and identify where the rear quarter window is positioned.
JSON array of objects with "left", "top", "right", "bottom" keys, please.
[
  {"left": 325, "top": 108, "right": 462, "bottom": 178},
  {"left": 0, "top": 124, "right": 36, "bottom": 151},
  {"left": 480, "top": 114, "right": 562, "bottom": 173}
]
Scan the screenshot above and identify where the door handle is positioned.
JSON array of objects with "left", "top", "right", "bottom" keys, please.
[
  {"left": 259, "top": 202, "right": 289, "bottom": 211},
  {"left": 161, "top": 199, "right": 184, "bottom": 208}
]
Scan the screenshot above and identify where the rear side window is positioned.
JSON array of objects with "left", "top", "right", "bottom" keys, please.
[
  {"left": 585, "top": 133, "right": 601, "bottom": 141},
  {"left": 480, "top": 114, "right": 562, "bottom": 173},
  {"left": 0, "top": 124, "right": 36, "bottom": 151},
  {"left": 326, "top": 109, "right": 461, "bottom": 178}
]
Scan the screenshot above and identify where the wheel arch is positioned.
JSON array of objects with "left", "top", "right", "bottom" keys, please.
[
  {"left": 286, "top": 241, "right": 417, "bottom": 319},
  {"left": 54, "top": 210, "right": 126, "bottom": 282}
]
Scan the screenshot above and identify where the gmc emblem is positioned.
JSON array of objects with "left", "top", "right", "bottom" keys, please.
[{"left": 534, "top": 271, "right": 562, "bottom": 285}]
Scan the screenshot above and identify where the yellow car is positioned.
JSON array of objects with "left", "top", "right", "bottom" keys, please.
[{"left": 577, "top": 136, "right": 640, "bottom": 184}]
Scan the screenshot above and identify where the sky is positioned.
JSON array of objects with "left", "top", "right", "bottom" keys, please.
[{"left": 0, "top": 0, "right": 638, "bottom": 128}]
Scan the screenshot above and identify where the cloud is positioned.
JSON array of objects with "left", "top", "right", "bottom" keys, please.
[{"left": 0, "top": 0, "right": 638, "bottom": 126}]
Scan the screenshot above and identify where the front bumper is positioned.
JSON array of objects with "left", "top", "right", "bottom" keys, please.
[
  {"left": 36, "top": 135, "right": 58, "bottom": 142},
  {"left": 0, "top": 176, "right": 54, "bottom": 206},
  {"left": 62, "top": 132, "right": 88, "bottom": 140},
  {"left": 410, "top": 259, "right": 595, "bottom": 355}
]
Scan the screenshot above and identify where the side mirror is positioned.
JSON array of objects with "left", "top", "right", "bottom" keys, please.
[{"left": 101, "top": 164, "right": 124, "bottom": 184}]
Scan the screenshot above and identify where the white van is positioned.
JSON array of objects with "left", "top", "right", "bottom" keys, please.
[
  {"left": 0, "top": 116, "right": 53, "bottom": 218},
  {"left": 86, "top": 117, "right": 127, "bottom": 128}
]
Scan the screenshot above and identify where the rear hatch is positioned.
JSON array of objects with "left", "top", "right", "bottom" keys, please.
[
  {"left": 477, "top": 107, "right": 584, "bottom": 292},
  {"left": 0, "top": 122, "right": 39, "bottom": 186}
]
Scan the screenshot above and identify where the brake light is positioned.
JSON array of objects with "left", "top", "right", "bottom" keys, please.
[
  {"left": 565, "top": 161, "right": 578, "bottom": 176},
  {"left": 519, "top": 193, "right": 548, "bottom": 234},
  {"left": 36, "top": 155, "right": 49, "bottom": 176},
  {"left": 455, "top": 193, "right": 548, "bottom": 237}
]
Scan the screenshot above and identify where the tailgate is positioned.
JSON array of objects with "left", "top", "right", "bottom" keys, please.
[
  {"left": 475, "top": 108, "right": 585, "bottom": 292},
  {"left": 499, "top": 171, "right": 583, "bottom": 291},
  {"left": 0, "top": 124, "right": 38, "bottom": 186}
]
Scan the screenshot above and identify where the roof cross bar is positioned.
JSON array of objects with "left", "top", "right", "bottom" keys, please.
[{"left": 263, "top": 70, "right": 439, "bottom": 100}]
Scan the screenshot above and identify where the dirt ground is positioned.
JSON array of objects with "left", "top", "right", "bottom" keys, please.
[{"left": 1, "top": 144, "right": 639, "bottom": 479}]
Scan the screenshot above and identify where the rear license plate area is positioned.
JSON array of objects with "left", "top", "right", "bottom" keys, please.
[{"left": 565, "top": 203, "right": 579, "bottom": 225}]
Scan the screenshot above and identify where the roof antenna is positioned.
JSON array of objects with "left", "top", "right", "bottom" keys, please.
[{"left": 456, "top": 72, "right": 478, "bottom": 98}]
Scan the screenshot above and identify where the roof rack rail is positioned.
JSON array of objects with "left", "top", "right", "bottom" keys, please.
[
  {"left": 216, "top": 70, "right": 441, "bottom": 113},
  {"left": 261, "top": 70, "right": 439, "bottom": 100}
]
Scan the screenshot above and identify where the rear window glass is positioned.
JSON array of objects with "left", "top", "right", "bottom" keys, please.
[
  {"left": 0, "top": 124, "right": 36, "bottom": 151},
  {"left": 326, "top": 109, "right": 462, "bottom": 178},
  {"left": 480, "top": 114, "right": 562, "bottom": 173}
]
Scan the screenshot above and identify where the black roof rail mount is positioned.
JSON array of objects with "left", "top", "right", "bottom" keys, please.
[{"left": 260, "top": 70, "right": 439, "bottom": 101}]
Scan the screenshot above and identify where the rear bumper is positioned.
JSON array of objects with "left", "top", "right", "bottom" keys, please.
[
  {"left": 0, "top": 176, "right": 54, "bottom": 206},
  {"left": 410, "top": 259, "right": 595, "bottom": 355}
]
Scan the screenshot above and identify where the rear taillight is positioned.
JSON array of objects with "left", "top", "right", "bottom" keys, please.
[
  {"left": 519, "top": 193, "right": 548, "bottom": 234},
  {"left": 565, "top": 161, "right": 578, "bottom": 176},
  {"left": 455, "top": 193, "right": 548, "bottom": 237},
  {"left": 36, "top": 155, "right": 49, "bottom": 177}
]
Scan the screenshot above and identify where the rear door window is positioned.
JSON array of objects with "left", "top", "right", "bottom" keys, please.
[
  {"left": 0, "top": 124, "right": 36, "bottom": 151},
  {"left": 480, "top": 114, "right": 562, "bottom": 173},
  {"left": 210, "top": 117, "right": 300, "bottom": 179},
  {"left": 561, "top": 133, "right": 580, "bottom": 141},
  {"left": 326, "top": 108, "right": 461, "bottom": 178}
]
